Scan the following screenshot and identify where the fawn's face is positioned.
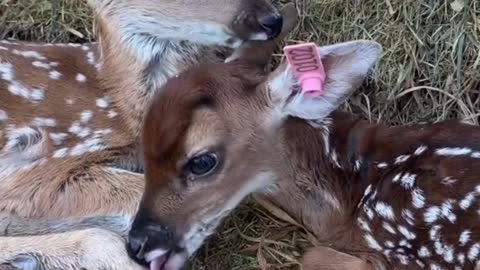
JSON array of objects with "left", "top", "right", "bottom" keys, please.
[
  {"left": 127, "top": 35, "right": 382, "bottom": 269},
  {"left": 92, "top": 0, "right": 284, "bottom": 49}
]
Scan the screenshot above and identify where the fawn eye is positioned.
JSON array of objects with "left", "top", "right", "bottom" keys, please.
[{"left": 188, "top": 153, "right": 218, "bottom": 177}]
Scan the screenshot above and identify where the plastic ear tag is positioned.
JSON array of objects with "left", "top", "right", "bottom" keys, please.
[{"left": 283, "top": 43, "right": 326, "bottom": 97}]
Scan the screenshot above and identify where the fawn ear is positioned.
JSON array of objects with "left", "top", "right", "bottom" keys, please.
[
  {"left": 266, "top": 40, "right": 382, "bottom": 121},
  {"left": 225, "top": 3, "right": 298, "bottom": 69}
]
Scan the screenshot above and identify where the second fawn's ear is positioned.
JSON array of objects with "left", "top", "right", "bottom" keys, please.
[
  {"left": 225, "top": 3, "right": 299, "bottom": 70},
  {"left": 265, "top": 40, "right": 383, "bottom": 121}
]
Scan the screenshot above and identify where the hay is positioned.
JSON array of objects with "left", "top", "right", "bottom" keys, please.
[{"left": 1, "top": 0, "right": 478, "bottom": 269}]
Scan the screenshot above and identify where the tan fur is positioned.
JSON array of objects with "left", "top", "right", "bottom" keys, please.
[{"left": 0, "top": 0, "right": 285, "bottom": 268}]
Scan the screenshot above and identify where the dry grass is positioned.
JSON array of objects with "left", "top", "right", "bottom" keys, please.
[{"left": 1, "top": 0, "right": 478, "bottom": 269}]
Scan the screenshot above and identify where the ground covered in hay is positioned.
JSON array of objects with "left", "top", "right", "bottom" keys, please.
[{"left": 1, "top": 0, "right": 478, "bottom": 269}]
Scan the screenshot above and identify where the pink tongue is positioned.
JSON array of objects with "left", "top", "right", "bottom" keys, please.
[{"left": 150, "top": 256, "right": 166, "bottom": 270}]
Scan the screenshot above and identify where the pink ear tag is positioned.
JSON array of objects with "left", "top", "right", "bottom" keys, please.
[{"left": 283, "top": 43, "right": 326, "bottom": 98}]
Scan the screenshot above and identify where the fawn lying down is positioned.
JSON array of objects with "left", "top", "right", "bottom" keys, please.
[{"left": 128, "top": 34, "right": 480, "bottom": 270}]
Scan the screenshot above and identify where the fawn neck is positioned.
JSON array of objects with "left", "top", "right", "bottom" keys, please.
[{"left": 97, "top": 18, "right": 225, "bottom": 138}]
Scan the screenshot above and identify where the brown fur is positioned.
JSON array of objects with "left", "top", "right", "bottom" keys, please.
[
  {"left": 0, "top": 0, "right": 287, "bottom": 268},
  {"left": 137, "top": 37, "right": 480, "bottom": 270}
]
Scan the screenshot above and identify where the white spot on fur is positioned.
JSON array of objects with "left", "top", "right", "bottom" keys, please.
[
  {"left": 430, "top": 225, "right": 442, "bottom": 241},
  {"left": 424, "top": 206, "right": 441, "bottom": 223},
  {"left": 458, "top": 253, "right": 465, "bottom": 264},
  {"left": 0, "top": 46, "right": 7, "bottom": 50},
  {"left": 330, "top": 150, "right": 342, "bottom": 168},
  {"left": 66, "top": 98, "right": 74, "bottom": 105},
  {"left": 436, "top": 147, "right": 472, "bottom": 156},
  {"left": 400, "top": 173, "right": 416, "bottom": 189},
  {"left": 395, "top": 155, "right": 410, "bottom": 164},
  {"left": 429, "top": 263, "right": 442, "bottom": 270},
  {"left": 357, "top": 218, "right": 371, "bottom": 232},
  {"left": 0, "top": 109, "right": 7, "bottom": 121},
  {"left": 8, "top": 81, "right": 45, "bottom": 102},
  {"left": 460, "top": 192, "right": 476, "bottom": 210},
  {"left": 81, "top": 45, "right": 89, "bottom": 51},
  {"left": 385, "top": 241, "right": 395, "bottom": 248},
  {"left": 13, "top": 50, "right": 46, "bottom": 60},
  {"left": 419, "top": 246, "right": 431, "bottom": 258},
  {"left": 402, "top": 209, "right": 415, "bottom": 226},
  {"left": 460, "top": 230, "right": 471, "bottom": 246},
  {"left": 76, "top": 73, "right": 87, "bottom": 82},
  {"left": 363, "top": 205, "right": 375, "bottom": 220},
  {"left": 377, "top": 162, "right": 388, "bottom": 169},
  {"left": 442, "top": 176, "right": 458, "bottom": 186},
  {"left": 412, "top": 188, "right": 426, "bottom": 209},
  {"left": 382, "top": 222, "right": 396, "bottom": 234},
  {"left": 49, "top": 62, "right": 59, "bottom": 67},
  {"left": 472, "top": 152, "right": 480, "bottom": 158},
  {"left": 80, "top": 110, "right": 93, "bottom": 123},
  {"left": 87, "top": 51, "right": 95, "bottom": 65},
  {"left": 392, "top": 173, "right": 402, "bottom": 183},
  {"left": 354, "top": 160, "right": 362, "bottom": 171},
  {"left": 0, "top": 62, "right": 14, "bottom": 81},
  {"left": 53, "top": 148, "right": 69, "bottom": 158},
  {"left": 49, "top": 133, "right": 68, "bottom": 145},
  {"left": 107, "top": 110, "right": 118, "bottom": 118},
  {"left": 32, "top": 61, "right": 51, "bottom": 69},
  {"left": 96, "top": 97, "right": 109, "bottom": 108},
  {"left": 375, "top": 202, "right": 395, "bottom": 220},
  {"left": 49, "top": 70, "right": 62, "bottom": 80},
  {"left": 398, "top": 225, "right": 416, "bottom": 240},
  {"left": 414, "top": 145, "right": 428, "bottom": 155},
  {"left": 440, "top": 199, "right": 456, "bottom": 223},
  {"left": 31, "top": 117, "right": 56, "bottom": 127},
  {"left": 70, "top": 138, "right": 105, "bottom": 156},
  {"left": 364, "top": 234, "right": 382, "bottom": 251},
  {"left": 416, "top": 260, "right": 425, "bottom": 268},
  {"left": 468, "top": 243, "right": 480, "bottom": 261}
]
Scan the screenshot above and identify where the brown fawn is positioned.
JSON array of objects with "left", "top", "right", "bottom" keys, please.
[
  {"left": 0, "top": 0, "right": 292, "bottom": 269},
  {"left": 128, "top": 32, "right": 480, "bottom": 270}
]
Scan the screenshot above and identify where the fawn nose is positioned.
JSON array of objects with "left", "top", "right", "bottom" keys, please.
[
  {"left": 258, "top": 15, "right": 283, "bottom": 39},
  {"left": 127, "top": 216, "right": 177, "bottom": 265}
]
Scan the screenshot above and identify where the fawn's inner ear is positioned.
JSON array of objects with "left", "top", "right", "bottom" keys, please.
[{"left": 265, "top": 40, "right": 383, "bottom": 121}]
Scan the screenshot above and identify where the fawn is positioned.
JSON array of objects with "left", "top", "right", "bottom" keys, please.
[
  {"left": 0, "top": 0, "right": 292, "bottom": 269},
  {"left": 127, "top": 33, "right": 480, "bottom": 270}
]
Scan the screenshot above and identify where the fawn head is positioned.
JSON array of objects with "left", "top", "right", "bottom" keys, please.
[
  {"left": 127, "top": 10, "right": 382, "bottom": 270},
  {"left": 89, "top": 0, "right": 287, "bottom": 53}
]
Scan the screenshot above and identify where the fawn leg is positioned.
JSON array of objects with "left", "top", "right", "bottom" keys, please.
[{"left": 301, "top": 246, "right": 373, "bottom": 270}]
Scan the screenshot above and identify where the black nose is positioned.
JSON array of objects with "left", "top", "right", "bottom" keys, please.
[
  {"left": 126, "top": 218, "right": 177, "bottom": 264},
  {"left": 258, "top": 15, "right": 283, "bottom": 39}
]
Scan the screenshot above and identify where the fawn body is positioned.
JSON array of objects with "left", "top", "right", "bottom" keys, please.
[
  {"left": 129, "top": 35, "right": 480, "bottom": 270},
  {"left": 0, "top": 0, "right": 287, "bottom": 268}
]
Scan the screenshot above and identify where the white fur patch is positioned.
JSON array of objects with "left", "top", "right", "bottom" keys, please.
[
  {"left": 0, "top": 109, "right": 7, "bottom": 121},
  {"left": 424, "top": 206, "right": 441, "bottom": 223},
  {"left": 12, "top": 49, "right": 46, "bottom": 60},
  {"left": 32, "top": 61, "right": 51, "bottom": 69},
  {"left": 460, "top": 230, "right": 471, "bottom": 246},
  {"left": 53, "top": 147, "right": 69, "bottom": 158},
  {"left": 31, "top": 117, "right": 56, "bottom": 127},
  {"left": 48, "top": 70, "right": 62, "bottom": 80},
  {"left": 76, "top": 73, "right": 87, "bottom": 82},
  {"left": 80, "top": 110, "right": 93, "bottom": 123},
  {"left": 412, "top": 188, "right": 426, "bottom": 209},
  {"left": 414, "top": 145, "right": 428, "bottom": 155},
  {"left": 8, "top": 81, "right": 45, "bottom": 102},
  {"left": 0, "top": 62, "right": 14, "bottom": 81},
  {"left": 436, "top": 147, "right": 472, "bottom": 156},
  {"left": 107, "top": 110, "right": 118, "bottom": 118},
  {"left": 400, "top": 173, "right": 416, "bottom": 189},
  {"left": 364, "top": 234, "right": 382, "bottom": 251},
  {"left": 70, "top": 138, "right": 105, "bottom": 156},
  {"left": 395, "top": 155, "right": 410, "bottom": 164},
  {"left": 96, "top": 97, "right": 109, "bottom": 108},
  {"left": 375, "top": 202, "right": 395, "bottom": 220},
  {"left": 377, "top": 162, "right": 388, "bottom": 168},
  {"left": 49, "top": 132, "right": 68, "bottom": 145}
]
